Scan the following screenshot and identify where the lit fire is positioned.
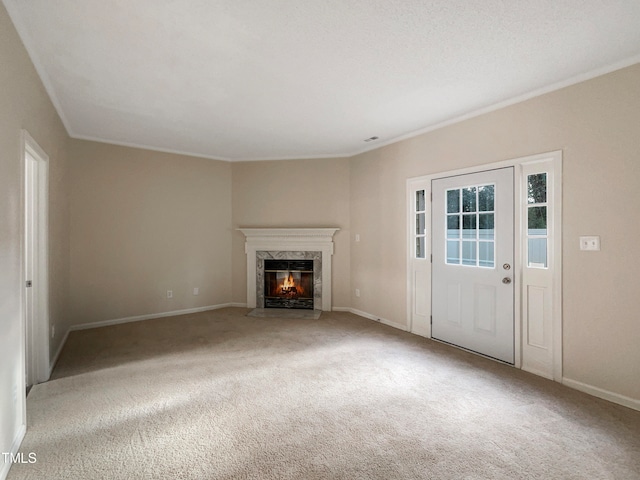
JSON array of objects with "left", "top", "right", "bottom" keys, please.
[{"left": 280, "top": 272, "right": 304, "bottom": 296}]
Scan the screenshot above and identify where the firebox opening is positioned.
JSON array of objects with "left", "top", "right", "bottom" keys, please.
[{"left": 264, "top": 260, "right": 314, "bottom": 309}]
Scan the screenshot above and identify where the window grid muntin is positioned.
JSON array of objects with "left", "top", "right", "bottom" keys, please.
[{"left": 445, "top": 183, "right": 495, "bottom": 268}]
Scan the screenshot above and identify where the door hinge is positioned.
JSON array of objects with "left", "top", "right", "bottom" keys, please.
[
  {"left": 430, "top": 254, "right": 432, "bottom": 263},
  {"left": 26, "top": 280, "right": 32, "bottom": 288},
  {"left": 430, "top": 315, "right": 432, "bottom": 325}
]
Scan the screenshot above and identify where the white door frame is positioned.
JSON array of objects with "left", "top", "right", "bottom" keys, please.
[
  {"left": 22, "top": 130, "right": 50, "bottom": 387},
  {"left": 406, "top": 151, "right": 563, "bottom": 381}
]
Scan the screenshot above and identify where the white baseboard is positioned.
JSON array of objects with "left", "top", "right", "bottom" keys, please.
[
  {"left": 1, "top": 424, "right": 26, "bottom": 480},
  {"left": 49, "top": 329, "right": 70, "bottom": 377},
  {"left": 562, "top": 377, "right": 640, "bottom": 412},
  {"left": 332, "top": 307, "right": 408, "bottom": 332},
  {"left": 69, "top": 303, "right": 240, "bottom": 332},
  {"left": 46, "top": 304, "right": 247, "bottom": 378},
  {"left": 522, "top": 365, "right": 554, "bottom": 381}
]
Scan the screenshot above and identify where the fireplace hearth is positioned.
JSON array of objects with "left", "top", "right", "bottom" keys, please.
[{"left": 264, "top": 260, "right": 314, "bottom": 309}]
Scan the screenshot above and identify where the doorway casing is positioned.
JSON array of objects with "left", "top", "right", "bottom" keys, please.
[
  {"left": 22, "top": 130, "right": 50, "bottom": 391},
  {"left": 406, "top": 151, "right": 562, "bottom": 381}
]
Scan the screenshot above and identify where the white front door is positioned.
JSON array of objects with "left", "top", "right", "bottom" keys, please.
[{"left": 431, "top": 167, "right": 514, "bottom": 363}]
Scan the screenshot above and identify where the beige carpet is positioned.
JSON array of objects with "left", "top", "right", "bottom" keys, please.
[{"left": 9, "top": 308, "right": 640, "bottom": 479}]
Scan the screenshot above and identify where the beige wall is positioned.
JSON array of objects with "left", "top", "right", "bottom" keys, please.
[
  {"left": 69, "top": 140, "right": 232, "bottom": 324},
  {"left": 0, "top": 1, "right": 70, "bottom": 467},
  {"left": 350, "top": 64, "right": 640, "bottom": 401},
  {"left": 231, "top": 158, "right": 351, "bottom": 307}
]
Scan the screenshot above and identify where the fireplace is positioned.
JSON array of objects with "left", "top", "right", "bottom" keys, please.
[
  {"left": 238, "top": 228, "right": 339, "bottom": 311},
  {"left": 264, "top": 260, "right": 314, "bottom": 309}
]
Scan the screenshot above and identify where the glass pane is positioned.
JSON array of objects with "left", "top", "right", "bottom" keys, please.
[
  {"left": 479, "top": 213, "right": 494, "bottom": 240},
  {"left": 447, "top": 189, "right": 460, "bottom": 213},
  {"left": 478, "top": 185, "right": 494, "bottom": 212},
  {"left": 447, "top": 215, "right": 460, "bottom": 239},
  {"left": 416, "top": 236, "right": 425, "bottom": 258},
  {"left": 446, "top": 240, "right": 460, "bottom": 264},
  {"left": 462, "top": 214, "right": 476, "bottom": 239},
  {"left": 416, "top": 213, "right": 425, "bottom": 235},
  {"left": 416, "top": 190, "right": 425, "bottom": 212},
  {"left": 462, "top": 187, "right": 477, "bottom": 212},
  {"left": 528, "top": 206, "right": 547, "bottom": 235},
  {"left": 462, "top": 241, "right": 477, "bottom": 266},
  {"left": 528, "top": 238, "right": 547, "bottom": 268},
  {"left": 527, "top": 173, "right": 547, "bottom": 204},
  {"left": 479, "top": 241, "right": 495, "bottom": 268}
]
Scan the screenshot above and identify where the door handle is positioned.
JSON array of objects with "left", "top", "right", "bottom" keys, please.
[{"left": 502, "top": 277, "right": 512, "bottom": 284}]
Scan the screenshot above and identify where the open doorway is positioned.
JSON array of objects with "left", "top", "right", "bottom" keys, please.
[{"left": 23, "top": 130, "right": 50, "bottom": 389}]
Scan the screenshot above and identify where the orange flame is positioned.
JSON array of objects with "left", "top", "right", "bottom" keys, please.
[
  {"left": 279, "top": 272, "right": 305, "bottom": 296},
  {"left": 283, "top": 272, "right": 295, "bottom": 289}
]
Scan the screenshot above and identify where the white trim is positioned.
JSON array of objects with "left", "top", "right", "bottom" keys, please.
[
  {"left": 562, "top": 378, "right": 640, "bottom": 412},
  {"left": 0, "top": 424, "right": 27, "bottom": 480},
  {"left": 406, "top": 151, "right": 562, "bottom": 379},
  {"left": 333, "top": 307, "right": 408, "bottom": 332},
  {"left": 228, "top": 153, "right": 348, "bottom": 162},
  {"left": 21, "top": 130, "right": 51, "bottom": 387},
  {"left": 238, "top": 228, "right": 340, "bottom": 239},
  {"left": 69, "top": 304, "right": 239, "bottom": 332},
  {"left": 70, "top": 134, "right": 232, "bottom": 162},
  {"left": 347, "top": 57, "right": 640, "bottom": 159},
  {"left": 331, "top": 307, "right": 352, "bottom": 312},
  {"left": 56, "top": 52, "right": 640, "bottom": 162},
  {"left": 49, "top": 303, "right": 248, "bottom": 376},
  {"left": 521, "top": 365, "right": 554, "bottom": 381},
  {"left": 48, "top": 329, "right": 70, "bottom": 377},
  {"left": 551, "top": 157, "right": 563, "bottom": 381}
]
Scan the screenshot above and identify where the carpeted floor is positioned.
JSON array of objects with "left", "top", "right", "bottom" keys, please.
[{"left": 9, "top": 308, "right": 640, "bottom": 479}]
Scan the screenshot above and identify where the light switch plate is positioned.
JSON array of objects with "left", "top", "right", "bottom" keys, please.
[{"left": 579, "top": 236, "right": 600, "bottom": 251}]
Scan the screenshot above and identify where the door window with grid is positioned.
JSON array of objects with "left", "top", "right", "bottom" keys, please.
[{"left": 445, "top": 184, "right": 495, "bottom": 268}]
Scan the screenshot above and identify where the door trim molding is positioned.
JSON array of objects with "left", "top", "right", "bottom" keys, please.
[
  {"left": 22, "top": 130, "right": 50, "bottom": 390},
  {"left": 406, "top": 150, "right": 563, "bottom": 381}
]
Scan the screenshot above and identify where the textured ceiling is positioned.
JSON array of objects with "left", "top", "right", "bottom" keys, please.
[{"left": 4, "top": 0, "right": 640, "bottom": 161}]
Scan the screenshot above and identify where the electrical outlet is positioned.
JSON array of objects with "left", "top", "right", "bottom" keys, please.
[
  {"left": 355, "top": 234, "right": 360, "bottom": 242},
  {"left": 166, "top": 290, "right": 173, "bottom": 299},
  {"left": 579, "top": 236, "right": 600, "bottom": 251},
  {"left": 193, "top": 287, "right": 199, "bottom": 296},
  {"left": 355, "top": 288, "right": 360, "bottom": 297}
]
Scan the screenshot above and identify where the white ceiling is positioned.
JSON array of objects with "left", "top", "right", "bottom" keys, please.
[{"left": 4, "top": 1, "right": 640, "bottom": 161}]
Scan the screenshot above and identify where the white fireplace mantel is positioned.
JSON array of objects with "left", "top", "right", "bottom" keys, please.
[{"left": 238, "top": 228, "right": 339, "bottom": 311}]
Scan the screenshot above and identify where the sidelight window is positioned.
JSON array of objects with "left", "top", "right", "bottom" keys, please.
[
  {"left": 415, "top": 190, "right": 426, "bottom": 258},
  {"left": 527, "top": 173, "right": 548, "bottom": 268}
]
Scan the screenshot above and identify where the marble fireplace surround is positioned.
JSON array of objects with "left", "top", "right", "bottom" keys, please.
[{"left": 238, "top": 228, "right": 339, "bottom": 311}]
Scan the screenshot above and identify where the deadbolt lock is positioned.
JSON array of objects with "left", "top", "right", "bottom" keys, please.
[{"left": 503, "top": 263, "right": 511, "bottom": 270}]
